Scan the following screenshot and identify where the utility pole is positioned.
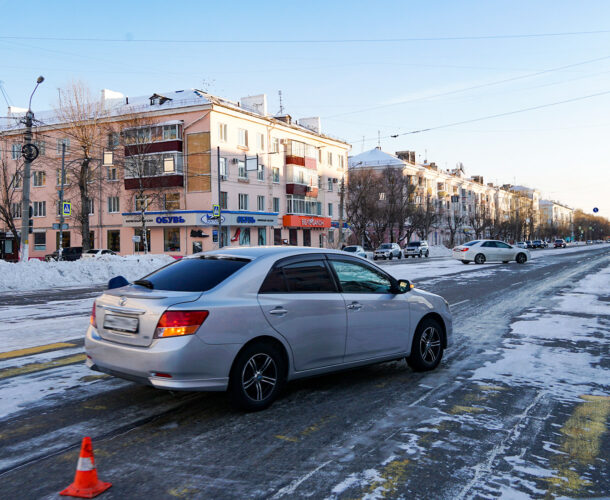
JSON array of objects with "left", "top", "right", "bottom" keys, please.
[
  {"left": 19, "top": 76, "right": 44, "bottom": 262},
  {"left": 58, "top": 143, "right": 66, "bottom": 260},
  {"left": 217, "top": 146, "right": 223, "bottom": 248},
  {"left": 338, "top": 174, "right": 345, "bottom": 248}
]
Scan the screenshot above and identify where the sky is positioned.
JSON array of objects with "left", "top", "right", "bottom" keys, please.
[{"left": 1, "top": 0, "right": 609, "bottom": 217}]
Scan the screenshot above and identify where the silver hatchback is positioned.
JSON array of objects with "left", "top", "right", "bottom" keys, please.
[{"left": 86, "top": 247, "right": 453, "bottom": 411}]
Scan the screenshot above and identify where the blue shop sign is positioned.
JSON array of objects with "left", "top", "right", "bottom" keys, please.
[{"left": 156, "top": 216, "right": 186, "bottom": 224}]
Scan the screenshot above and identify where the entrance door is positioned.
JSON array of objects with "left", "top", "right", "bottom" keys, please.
[{"left": 303, "top": 229, "right": 311, "bottom": 247}]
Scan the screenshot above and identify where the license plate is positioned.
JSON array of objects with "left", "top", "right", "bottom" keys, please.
[{"left": 103, "top": 314, "right": 139, "bottom": 333}]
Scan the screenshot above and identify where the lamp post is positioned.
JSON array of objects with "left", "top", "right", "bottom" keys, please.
[{"left": 19, "top": 76, "right": 44, "bottom": 262}]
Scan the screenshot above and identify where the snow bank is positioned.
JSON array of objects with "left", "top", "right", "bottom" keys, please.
[
  {"left": 0, "top": 255, "right": 175, "bottom": 292},
  {"left": 428, "top": 245, "right": 452, "bottom": 258}
]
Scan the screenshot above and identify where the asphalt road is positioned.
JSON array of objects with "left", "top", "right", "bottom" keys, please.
[{"left": 0, "top": 245, "right": 608, "bottom": 499}]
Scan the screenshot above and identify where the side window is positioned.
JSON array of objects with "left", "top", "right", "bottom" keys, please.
[
  {"left": 481, "top": 241, "right": 496, "bottom": 248},
  {"left": 282, "top": 260, "right": 336, "bottom": 293},
  {"left": 330, "top": 260, "right": 392, "bottom": 294},
  {"left": 259, "top": 267, "right": 288, "bottom": 293},
  {"left": 496, "top": 242, "right": 511, "bottom": 249}
]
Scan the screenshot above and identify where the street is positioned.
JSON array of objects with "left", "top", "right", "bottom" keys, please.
[{"left": 0, "top": 245, "right": 608, "bottom": 499}]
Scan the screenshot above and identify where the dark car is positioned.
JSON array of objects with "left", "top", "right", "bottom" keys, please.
[
  {"left": 531, "top": 240, "right": 546, "bottom": 249},
  {"left": 45, "top": 246, "right": 83, "bottom": 261},
  {"left": 525, "top": 240, "right": 533, "bottom": 248}
]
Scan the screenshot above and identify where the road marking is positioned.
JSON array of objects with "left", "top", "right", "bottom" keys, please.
[
  {"left": 271, "top": 460, "right": 332, "bottom": 498},
  {"left": 450, "top": 299, "right": 470, "bottom": 307},
  {"left": 0, "top": 353, "right": 86, "bottom": 379},
  {"left": 510, "top": 282, "right": 523, "bottom": 286},
  {"left": 0, "top": 342, "right": 76, "bottom": 360}
]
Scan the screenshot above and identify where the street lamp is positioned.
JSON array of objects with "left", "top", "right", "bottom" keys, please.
[{"left": 19, "top": 75, "right": 44, "bottom": 262}]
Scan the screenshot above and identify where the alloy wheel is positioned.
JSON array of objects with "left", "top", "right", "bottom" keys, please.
[
  {"left": 419, "top": 326, "right": 441, "bottom": 364},
  {"left": 241, "top": 353, "right": 277, "bottom": 402}
]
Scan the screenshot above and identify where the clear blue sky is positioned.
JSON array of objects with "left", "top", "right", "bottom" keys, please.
[{"left": 2, "top": 0, "right": 609, "bottom": 216}]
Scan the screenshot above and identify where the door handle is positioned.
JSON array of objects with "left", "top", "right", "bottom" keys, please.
[
  {"left": 269, "top": 307, "right": 288, "bottom": 316},
  {"left": 347, "top": 302, "right": 362, "bottom": 311}
]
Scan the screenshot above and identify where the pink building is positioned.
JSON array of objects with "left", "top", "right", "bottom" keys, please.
[{"left": 1, "top": 90, "right": 351, "bottom": 259}]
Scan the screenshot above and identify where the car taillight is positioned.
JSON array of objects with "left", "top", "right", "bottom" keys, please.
[
  {"left": 457, "top": 248, "right": 469, "bottom": 252},
  {"left": 154, "top": 310, "right": 209, "bottom": 338},
  {"left": 90, "top": 302, "right": 97, "bottom": 328}
]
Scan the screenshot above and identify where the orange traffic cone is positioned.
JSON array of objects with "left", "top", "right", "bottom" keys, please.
[{"left": 60, "top": 437, "right": 112, "bottom": 498}]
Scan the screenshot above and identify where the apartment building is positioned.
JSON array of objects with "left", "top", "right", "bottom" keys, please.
[
  {"left": 0, "top": 90, "right": 350, "bottom": 258},
  {"left": 539, "top": 199, "right": 573, "bottom": 227}
]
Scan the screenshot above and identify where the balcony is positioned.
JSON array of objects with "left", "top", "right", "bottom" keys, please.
[
  {"left": 124, "top": 152, "right": 184, "bottom": 190},
  {"left": 286, "top": 183, "right": 318, "bottom": 197}
]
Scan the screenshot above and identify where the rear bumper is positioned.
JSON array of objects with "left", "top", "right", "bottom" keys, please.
[{"left": 85, "top": 325, "right": 240, "bottom": 391}]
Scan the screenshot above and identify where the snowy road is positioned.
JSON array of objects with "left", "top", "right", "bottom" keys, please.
[{"left": 0, "top": 245, "right": 608, "bottom": 499}]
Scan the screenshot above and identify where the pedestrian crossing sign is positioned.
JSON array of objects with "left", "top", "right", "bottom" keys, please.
[
  {"left": 62, "top": 202, "right": 71, "bottom": 216},
  {"left": 212, "top": 204, "right": 220, "bottom": 218}
]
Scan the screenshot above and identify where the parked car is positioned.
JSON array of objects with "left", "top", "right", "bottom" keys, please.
[
  {"left": 531, "top": 240, "right": 546, "bottom": 249},
  {"left": 373, "top": 243, "right": 402, "bottom": 260},
  {"left": 554, "top": 239, "right": 567, "bottom": 248},
  {"left": 81, "top": 249, "right": 118, "bottom": 259},
  {"left": 85, "top": 247, "right": 453, "bottom": 411},
  {"left": 525, "top": 240, "right": 533, "bottom": 248},
  {"left": 342, "top": 245, "right": 368, "bottom": 259},
  {"left": 586, "top": 240, "right": 593, "bottom": 245},
  {"left": 44, "top": 247, "right": 83, "bottom": 262},
  {"left": 516, "top": 241, "right": 528, "bottom": 249},
  {"left": 452, "top": 239, "right": 530, "bottom": 264},
  {"left": 404, "top": 240, "right": 430, "bottom": 258}
]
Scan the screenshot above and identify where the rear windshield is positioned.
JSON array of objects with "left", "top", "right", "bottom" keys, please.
[
  {"left": 138, "top": 256, "right": 250, "bottom": 292},
  {"left": 464, "top": 240, "right": 480, "bottom": 246},
  {"left": 343, "top": 246, "right": 358, "bottom": 252}
]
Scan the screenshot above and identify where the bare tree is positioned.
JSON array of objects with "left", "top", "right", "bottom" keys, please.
[
  {"left": 413, "top": 196, "right": 440, "bottom": 241},
  {"left": 468, "top": 200, "right": 493, "bottom": 239},
  {"left": 346, "top": 169, "right": 378, "bottom": 248},
  {"left": 55, "top": 81, "right": 109, "bottom": 251},
  {"left": 0, "top": 138, "right": 23, "bottom": 250},
  {"left": 443, "top": 203, "right": 466, "bottom": 248}
]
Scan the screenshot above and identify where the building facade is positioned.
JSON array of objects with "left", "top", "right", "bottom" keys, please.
[{"left": 0, "top": 90, "right": 350, "bottom": 258}]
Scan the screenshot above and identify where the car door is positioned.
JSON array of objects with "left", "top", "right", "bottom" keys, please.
[
  {"left": 495, "top": 241, "right": 515, "bottom": 260},
  {"left": 480, "top": 241, "right": 499, "bottom": 261},
  {"left": 328, "top": 256, "right": 409, "bottom": 362},
  {"left": 257, "top": 256, "right": 347, "bottom": 371}
]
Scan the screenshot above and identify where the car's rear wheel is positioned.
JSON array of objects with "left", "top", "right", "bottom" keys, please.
[
  {"left": 229, "top": 342, "right": 286, "bottom": 411},
  {"left": 398, "top": 253, "right": 402, "bottom": 259},
  {"left": 418, "top": 252, "right": 422, "bottom": 258},
  {"left": 389, "top": 254, "right": 393, "bottom": 260},
  {"left": 516, "top": 253, "right": 527, "bottom": 264},
  {"left": 373, "top": 256, "right": 378, "bottom": 260},
  {"left": 474, "top": 253, "right": 486, "bottom": 264},
  {"left": 425, "top": 251, "right": 429, "bottom": 258},
  {"left": 407, "top": 318, "right": 444, "bottom": 371}
]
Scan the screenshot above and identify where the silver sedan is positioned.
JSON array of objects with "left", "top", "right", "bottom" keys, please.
[
  {"left": 452, "top": 239, "right": 531, "bottom": 265},
  {"left": 86, "top": 247, "right": 453, "bottom": 411}
]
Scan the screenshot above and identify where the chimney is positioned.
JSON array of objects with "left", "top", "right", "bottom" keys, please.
[
  {"left": 395, "top": 150, "right": 415, "bottom": 163},
  {"left": 240, "top": 94, "right": 268, "bottom": 116},
  {"left": 298, "top": 117, "right": 321, "bottom": 134},
  {"left": 275, "top": 114, "right": 292, "bottom": 125}
]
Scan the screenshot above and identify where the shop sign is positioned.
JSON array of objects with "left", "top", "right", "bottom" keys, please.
[
  {"left": 199, "top": 213, "right": 277, "bottom": 227},
  {"left": 155, "top": 216, "right": 185, "bottom": 224},
  {"left": 123, "top": 212, "right": 198, "bottom": 227},
  {"left": 200, "top": 214, "right": 226, "bottom": 226},
  {"left": 282, "top": 215, "right": 331, "bottom": 229}
]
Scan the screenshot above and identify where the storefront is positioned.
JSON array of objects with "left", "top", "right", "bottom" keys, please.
[
  {"left": 282, "top": 215, "right": 331, "bottom": 246},
  {"left": 199, "top": 211, "right": 278, "bottom": 248}
]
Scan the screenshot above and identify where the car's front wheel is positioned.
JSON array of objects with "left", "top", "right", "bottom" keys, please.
[
  {"left": 425, "top": 251, "right": 429, "bottom": 258},
  {"left": 388, "top": 254, "right": 393, "bottom": 260},
  {"left": 516, "top": 253, "right": 527, "bottom": 264},
  {"left": 474, "top": 253, "right": 486, "bottom": 264},
  {"left": 407, "top": 318, "right": 444, "bottom": 371},
  {"left": 229, "top": 341, "right": 286, "bottom": 411}
]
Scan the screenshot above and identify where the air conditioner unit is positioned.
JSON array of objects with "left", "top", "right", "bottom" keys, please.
[{"left": 332, "top": 178, "right": 338, "bottom": 183}]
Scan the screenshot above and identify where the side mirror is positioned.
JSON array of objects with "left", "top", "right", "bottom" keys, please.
[
  {"left": 393, "top": 279, "right": 413, "bottom": 294},
  {"left": 108, "top": 275, "right": 129, "bottom": 290}
]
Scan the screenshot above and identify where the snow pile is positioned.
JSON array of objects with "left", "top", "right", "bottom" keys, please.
[
  {"left": 428, "top": 245, "right": 452, "bottom": 258},
  {"left": 0, "top": 254, "right": 174, "bottom": 292}
]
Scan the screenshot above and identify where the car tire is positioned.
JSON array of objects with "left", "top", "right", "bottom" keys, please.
[
  {"left": 461, "top": 260, "right": 469, "bottom": 264},
  {"left": 229, "top": 341, "right": 286, "bottom": 412},
  {"left": 373, "top": 256, "right": 378, "bottom": 260},
  {"left": 398, "top": 253, "right": 402, "bottom": 259},
  {"left": 502, "top": 261, "right": 509, "bottom": 264},
  {"left": 389, "top": 254, "right": 393, "bottom": 260},
  {"left": 474, "top": 253, "right": 486, "bottom": 264},
  {"left": 407, "top": 318, "right": 444, "bottom": 372},
  {"left": 516, "top": 253, "right": 527, "bottom": 264},
  {"left": 418, "top": 252, "right": 422, "bottom": 258},
  {"left": 425, "top": 251, "right": 429, "bottom": 258}
]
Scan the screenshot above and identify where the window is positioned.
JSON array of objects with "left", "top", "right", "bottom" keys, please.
[
  {"left": 257, "top": 164, "right": 264, "bottom": 181},
  {"left": 34, "top": 231, "right": 46, "bottom": 251},
  {"left": 319, "top": 149, "right": 323, "bottom": 162},
  {"left": 258, "top": 227, "right": 266, "bottom": 245},
  {"left": 134, "top": 228, "right": 151, "bottom": 252},
  {"left": 56, "top": 169, "right": 69, "bottom": 186},
  {"left": 286, "top": 195, "right": 322, "bottom": 216},
  {"left": 257, "top": 195, "right": 265, "bottom": 211},
  {"left": 164, "top": 193, "right": 180, "bottom": 211},
  {"left": 289, "top": 141, "right": 305, "bottom": 157},
  {"left": 282, "top": 260, "right": 336, "bottom": 293},
  {"left": 327, "top": 151, "right": 333, "bottom": 166},
  {"left": 219, "top": 157, "right": 228, "bottom": 180},
  {"left": 107, "top": 133, "right": 120, "bottom": 149},
  {"left": 339, "top": 155, "right": 345, "bottom": 170},
  {"left": 330, "top": 260, "right": 392, "bottom": 293},
  {"left": 107, "top": 166, "right": 118, "bottom": 181},
  {"left": 162, "top": 124, "right": 179, "bottom": 141},
  {"left": 219, "top": 123, "right": 228, "bottom": 142},
  {"left": 303, "top": 229, "right": 311, "bottom": 247},
  {"left": 33, "top": 171, "right": 45, "bottom": 187},
  {"left": 328, "top": 178, "right": 333, "bottom": 191},
  {"left": 103, "top": 151, "right": 114, "bottom": 165},
  {"left": 220, "top": 191, "right": 228, "bottom": 210},
  {"left": 496, "top": 242, "right": 512, "bottom": 249},
  {"left": 56, "top": 231, "right": 70, "bottom": 250},
  {"left": 11, "top": 202, "right": 21, "bottom": 218},
  {"left": 238, "top": 160, "right": 247, "bottom": 179},
  {"left": 273, "top": 197, "right": 280, "bottom": 213},
  {"left": 272, "top": 137, "right": 279, "bottom": 153},
  {"left": 13, "top": 173, "right": 22, "bottom": 189},
  {"left": 107, "top": 230, "right": 120, "bottom": 252},
  {"left": 11, "top": 143, "right": 21, "bottom": 160},
  {"left": 257, "top": 133, "right": 265, "bottom": 150},
  {"left": 274, "top": 228, "right": 282, "bottom": 245},
  {"left": 57, "top": 138, "right": 70, "bottom": 154},
  {"left": 33, "top": 140, "right": 46, "bottom": 156},
  {"left": 140, "top": 256, "right": 249, "bottom": 292},
  {"left": 163, "top": 156, "right": 175, "bottom": 173},
  {"left": 238, "top": 128, "right": 249, "bottom": 147},
  {"left": 272, "top": 167, "right": 280, "bottom": 183},
  {"left": 33, "top": 201, "right": 46, "bottom": 217},
  {"left": 481, "top": 241, "right": 496, "bottom": 248},
  {"left": 238, "top": 193, "right": 248, "bottom": 210},
  {"left": 108, "top": 196, "right": 119, "bottom": 213},
  {"left": 328, "top": 203, "right": 333, "bottom": 217},
  {"left": 164, "top": 227, "right": 180, "bottom": 252},
  {"left": 135, "top": 196, "right": 149, "bottom": 211},
  {"left": 239, "top": 227, "right": 251, "bottom": 246},
  {"left": 87, "top": 198, "right": 95, "bottom": 215}
]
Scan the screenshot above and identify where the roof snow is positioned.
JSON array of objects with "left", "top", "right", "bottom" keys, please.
[{"left": 348, "top": 147, "right": 406, "bottom": 169}]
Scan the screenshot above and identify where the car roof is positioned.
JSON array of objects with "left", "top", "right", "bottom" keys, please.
[{"left": 195, "top": 246, "right": 347, "bottom": 260}]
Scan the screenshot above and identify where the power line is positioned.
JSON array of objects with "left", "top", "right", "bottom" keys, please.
[
  {"left": 354, "top": 89, "right": 610, "bottom": 143},
  {"left": 1, "top": 30, "right": 610, "bottom": 44}
]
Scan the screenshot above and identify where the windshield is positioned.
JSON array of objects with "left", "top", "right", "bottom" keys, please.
[
  {"left": 379, "top": 244, "right": 392, "bottom": 249},
  {"left": 464, "top": 240, "right": 480, "bottom": 246},
  {"left": 343, "top": 246, "right": 358, "bottom": 252},
  {"left": 407, "top": 242, "right": 421, "bottom": 247},
  {"left": 138, "top": 256, "right": 250, "bottom": 292}
]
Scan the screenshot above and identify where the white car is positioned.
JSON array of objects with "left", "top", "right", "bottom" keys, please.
[
  {"left": 81, "top": 249, "right": 118, "bottom": 259},
  {"left": 452, "top": 240, "right": 530, "bottom": 265},
  {"left": 374, "top": 243, "right": 402, "bottom": 260},
  {"left": 342, "top": 245, "right": 368, "bottom": 259},
  {"left": 515, "top": 241, "right": 527, "bottom": 249}
]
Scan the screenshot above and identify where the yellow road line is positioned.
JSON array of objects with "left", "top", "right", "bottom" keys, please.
[
  {"left": 0, "top": 353, "right": 86, "bottom": 379},
  {"left": 0, "top": 342, "right": 77, "bottom": 360}
]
